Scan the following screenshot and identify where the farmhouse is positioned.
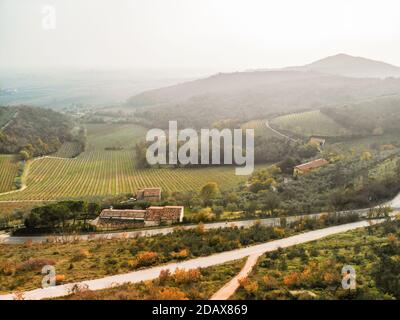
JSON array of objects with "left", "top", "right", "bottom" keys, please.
[
  {"left": 293, "top": 158, "right": 329, "bottom": 176},
  {"left": 308, "top": 137, "right": 326, "bottom": 148},
  {"left": 137, "top": 188, "right": 162, "bottom": 202},
  {"left": 98, "top": 205, "right": 184, "bottom": 227}
]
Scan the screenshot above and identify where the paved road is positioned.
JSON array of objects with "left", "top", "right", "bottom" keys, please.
[
  {"left": 210, "top": 253, "right": 263, "bottom": 300},
  {"left": 0, "top": 209, "right": 371, "bottom": 245},
  {"left": 0, "top": 219, "right": 383, "bottom": 300}
]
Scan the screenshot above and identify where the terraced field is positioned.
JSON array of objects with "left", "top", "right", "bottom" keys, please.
[
  {"left": 0, "top": 124, "right": 252, "bottom": 201},
  {"left": 0, "top": 155, "right": 18, "bottom": 193},
  {"left": 271, "top": 110, "right": 350, "bottom": 137}
]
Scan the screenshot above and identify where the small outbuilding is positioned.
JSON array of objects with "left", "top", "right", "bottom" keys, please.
[{"left": 293, "top": 158, "right": 329, "bottom": 176}]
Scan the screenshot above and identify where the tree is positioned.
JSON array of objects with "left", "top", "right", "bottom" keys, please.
[
  {"left": 297, "top": 144, "right": 319, "bottom": 159},
  {"left": 278, "top": 157, "right": 298, "bottom": 174},
  {"left": 19, "top": 150, "right": 30, "bottom": 161},
  {"left": 258, "top": 191, "right": 280, "bottom": 215},
  {"left": 200, "top": 182, "right": 220, "bottom": 205},
  {"left": 360, "top": 151, "right": 372, "bottom": 161}
]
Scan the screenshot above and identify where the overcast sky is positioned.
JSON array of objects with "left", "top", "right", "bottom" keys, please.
[{"left": 1, "top": 0, "right": 400, "bottom": 72}]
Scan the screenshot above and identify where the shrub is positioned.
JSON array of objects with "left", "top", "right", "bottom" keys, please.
[
  {"left": 0, "top": 261, "right": 16, "bottom": 276},
  {"left": 262, "top": 275, "right": 279, "bottom": 290},
  {"left": 171, "top": 249, "right": 189, "bottom": 260},
  {"left": 135, "top": 251, "right": 158, "bottom": 267},
  {"left": 16, "top": 258, "right": 56, "bottom": 272},
  {"left": 56, "top": 274, "right": 66, "bottom": 284},
  {"left": 71, "top": 249, "right": 91, "bottom": 261},
  {"left": 148, "top": 286, "right": 188, "bottom": 300},
  {"left": 239, "top": 278, "right": 259, "bottom": 295},
  {"left": 173, "top": 268, "right": 201, "bottom": 284}
]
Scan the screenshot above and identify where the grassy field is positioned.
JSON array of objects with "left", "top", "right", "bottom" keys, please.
[
  {"left": 0, "top": 201, "right": 47, "bottom": 218},
  {"left": 85, "top": 123, "right": 147, "bottom": 151},
  {"left": 271, "top": 110, "right": 350, "bottom": 137},
  {"left": 0, "top": 155, "right": 18, "bottom": 193},
  {"left": 234, "top": 220, "right": 400, "bottom": 300},
  {"left": 0, "top": 123, "right": 253, "bottom": 201},
  {"left": 0, "top": 223, "right": 277, "bottom": 294},
  {"left": 0, "top": 215, "right": 362, "bottom": 294}
]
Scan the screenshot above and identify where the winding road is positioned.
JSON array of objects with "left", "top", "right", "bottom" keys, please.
[
  {"left": 0, "top": 208, "right": 372, "bottom": 245},
  {"left": 0, "top": 218, "right": 388, "bottom": 300}
]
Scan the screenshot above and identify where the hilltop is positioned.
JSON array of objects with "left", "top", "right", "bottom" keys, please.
[
  {"left": 127, "top": 54, "right": 400, "bottom": 128},
  {"left": 287, "top": 53, "right": 400, "bottom": 78}
]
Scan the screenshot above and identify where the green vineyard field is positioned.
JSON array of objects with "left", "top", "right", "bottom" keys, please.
[
  {"left": 271, "top": 110, "right": 350, "bottom": 137},
  {"left": 0, "top": 151, "right": 250, "bottom": 201},
  {"left": 52, "top": 142, "right": 82, "bottom": 158},
  {"left": 0, "top": 124, "right": 255, "bottom": 201},
  {"left": 241, "top": 119, "right": 281, "bottom": 138},
  {"left": 0, "top": 155, "right": 18, "bottom": 193}
]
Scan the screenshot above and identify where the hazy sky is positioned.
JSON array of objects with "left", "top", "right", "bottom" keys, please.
[{"left": 1, "top": 0, "right": 400, "bottom": 72}]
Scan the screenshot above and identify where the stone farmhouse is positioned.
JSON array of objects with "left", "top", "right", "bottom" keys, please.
[{"left": 98, "top": 206, "right": 184, "bottom": 227}]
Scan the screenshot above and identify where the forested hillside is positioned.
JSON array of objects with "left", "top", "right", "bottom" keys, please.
[
  {"left": 128, "top": 70, "right": 400, "bottom": 129},
  {"left": 321, "top": 96, "right": 400, "bottom": 136},
  {"left": 0, "top": 106, "right": 83, "bottom": 159}
]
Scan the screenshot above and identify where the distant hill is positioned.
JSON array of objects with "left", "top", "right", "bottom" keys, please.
[
  {"left": 321, "top": 96, "right": 400, "bottom": 136},
  {"left": 127, "top": 66, "right": 400, "bottom": 128},
  {"left": 286, "top": 54, "right": 400, "bottom": 78},
  {"left": 0, "top": 106, "right": 82, "bottom": 158}
]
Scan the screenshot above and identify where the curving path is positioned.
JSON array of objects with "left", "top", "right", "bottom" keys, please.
[
  {"left": 0, "top": 219, "right": 386, "bottom": 300},
  {"left": 265, "top": 120, "right": 298, "bottom": 142},
  {"left": 210, "top": 253, "right": 263, "bottom": 300}
]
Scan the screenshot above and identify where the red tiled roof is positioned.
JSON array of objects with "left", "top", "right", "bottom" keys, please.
[{"left": 295, "top": 158, "right": 329, "bottom": 171}]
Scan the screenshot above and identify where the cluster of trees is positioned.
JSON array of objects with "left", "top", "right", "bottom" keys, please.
[
  {"left": 22, "top": 200, "right": 100, "bottom": 233},
  {"left": 321, "top": 97, "right": 400, "bottom": 137},
  {"left": 0, "top": 106, "right": 84, "bottom": 159},
  {"left": 254, "top": 136, "right": 319, "bottom": 166}
]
